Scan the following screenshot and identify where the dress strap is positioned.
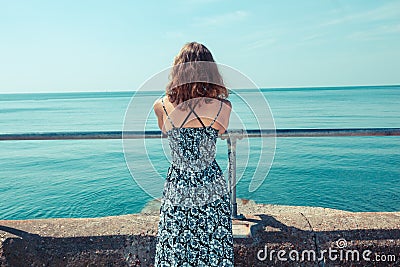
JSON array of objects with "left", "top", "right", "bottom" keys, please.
[
  {"left": 209, "top": 100, "right": 223, "bottom": 127},
  {"left": 180, "top": 98, "right": 206, "bottom": 128},
  {"left": 161, "top": 97, "right": 176, "bottom": 128},
  {"left": 179, "top": 105, "right": 192, "bottom": 128},
  {"left": 188, "top": 99, "right": 206, "bottom": 128}
]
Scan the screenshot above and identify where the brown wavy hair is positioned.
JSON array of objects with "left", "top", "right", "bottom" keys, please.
[{"left": 166, "top": 42, "right": 228, "bottom": 110}]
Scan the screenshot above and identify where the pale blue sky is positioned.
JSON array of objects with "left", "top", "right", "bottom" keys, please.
[{"left": 1, "top": 0, "right": 399, "bottom": 93}]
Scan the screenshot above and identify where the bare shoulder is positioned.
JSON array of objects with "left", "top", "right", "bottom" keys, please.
[
  {"left": 220, "top": 98, "right": 231, "bottom": 105},
  {"left": 153, "top": 98, "right": 164, "bottom": 115},
  {"left": 220, "top": 99, "right": 232, "bottom": 110},
  {"left": 153, "top": 97, "right": 161, "bottom": 106}
]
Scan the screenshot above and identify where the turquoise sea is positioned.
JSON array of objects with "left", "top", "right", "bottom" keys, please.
[{"left": 1, "top": 85, "right": 399, "bottom": 220}]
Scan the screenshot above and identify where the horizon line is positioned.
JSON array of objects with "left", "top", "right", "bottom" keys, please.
[{"left": 0, "top": 83, "right": 399, "bottom": 95}]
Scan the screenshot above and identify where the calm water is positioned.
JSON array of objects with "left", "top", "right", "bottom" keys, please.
[{"left": 0, "top": 86, "right": 399, "bottom": 219}]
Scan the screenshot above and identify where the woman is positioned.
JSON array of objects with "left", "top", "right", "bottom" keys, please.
[{"left": 153, "top": 42, "right": 234, "bottom": 266}]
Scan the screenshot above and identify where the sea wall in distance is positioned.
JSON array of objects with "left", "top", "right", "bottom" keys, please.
[{"left": 1, "top": 199, "right": 399, "bottom": 266}]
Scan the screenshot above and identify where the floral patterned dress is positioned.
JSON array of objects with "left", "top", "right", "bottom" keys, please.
[{"left": 154, "top": 97, "right": 234, "bottom": 267}]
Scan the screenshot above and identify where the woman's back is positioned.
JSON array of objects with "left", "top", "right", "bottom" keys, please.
[
  {"left": 161, "top": 96, "right": 223, "bottom": 174},
  {"left": 154, "top": 96, "right": 231, "bottom": 135}
]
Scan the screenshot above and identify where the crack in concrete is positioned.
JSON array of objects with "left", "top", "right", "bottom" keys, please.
[{"left": 300, "top": 212, "right": 325, "bottom": 267}]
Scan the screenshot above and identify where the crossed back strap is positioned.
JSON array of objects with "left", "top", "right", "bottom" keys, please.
[{"left": 161, "top": 97, "right": 223, "bottom": 128}]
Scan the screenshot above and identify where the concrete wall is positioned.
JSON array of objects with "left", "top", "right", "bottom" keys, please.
[{"left": 1, "top": 199, "right": 399, "bottom": 266}]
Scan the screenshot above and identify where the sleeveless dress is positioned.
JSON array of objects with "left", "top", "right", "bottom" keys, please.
[{"left": 154, "top": 97, "right": 234, "bottom": 267}]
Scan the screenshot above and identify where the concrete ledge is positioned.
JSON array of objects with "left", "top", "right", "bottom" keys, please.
[{"left": 1, "top": 199, "right": 399, "bottom": 266}]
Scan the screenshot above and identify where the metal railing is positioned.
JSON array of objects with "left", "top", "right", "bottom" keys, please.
[{"left": 1, "top": 127, "right": 400, "bottom": 220}]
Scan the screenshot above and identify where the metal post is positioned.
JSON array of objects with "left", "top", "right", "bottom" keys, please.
[{"left": 227, "top": 137, "right": 245, "bottom": 220}]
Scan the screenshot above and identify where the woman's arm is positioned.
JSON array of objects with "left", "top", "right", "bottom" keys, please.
[
  {"left": 216, "top": 99, "right": 232, "bottom": 135},
  {"left": 153, "top": 99, "right": 166, "bottom": 134}
]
